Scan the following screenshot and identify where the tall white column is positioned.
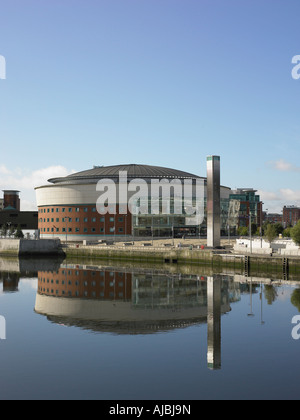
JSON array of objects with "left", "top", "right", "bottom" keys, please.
[{"left": 207, "top": 156, "right": 221, "bottom": 248}]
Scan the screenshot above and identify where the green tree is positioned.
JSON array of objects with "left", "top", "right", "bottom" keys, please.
[
  {"left": 238, "top": 226, "right": 248, "bottom": 236},
  {"left": 283, "top": 227, "right": 292, "bottom": 238},
  {"left": 8, "top": 225, "right": 16, "bottom": 238},
  {"left": 274, "top": 222, "right": 284, "bottom": 236},
  {"left": 264, "top": 224, "right": 277, "bottom": 243},
  {"left": 291, "top": 221, "right": 300, "bottom": 246},
  {"left": 0, "top": 225, "right": 7, "bottom": 238},
  {"left": 14, "top": 225, "right": 24, "bottom": 239}
]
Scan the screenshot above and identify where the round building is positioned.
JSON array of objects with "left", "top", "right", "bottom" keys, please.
[{"left": 35, "top": 163, "right": 231, "bottom": 241}]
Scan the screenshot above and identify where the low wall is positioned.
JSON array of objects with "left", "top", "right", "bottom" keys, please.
[{"left": 0, "top": 239, "right": 64, "bottom": 256}]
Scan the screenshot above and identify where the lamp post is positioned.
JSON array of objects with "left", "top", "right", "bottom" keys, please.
[{"left": 249, "top": 212, "right": 252, "bottom": 254}]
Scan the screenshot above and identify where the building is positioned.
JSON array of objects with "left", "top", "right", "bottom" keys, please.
[
  {"left": 229, "top": 188, "right": 263, "bottom": 231},
  {"left": 283, "top": 206, "right": 300, "bottom": 227},
  {"left": 3, "top": 190, "right": 20, "bottom": 211},
  {"left": 35, "top": 163, "right": 232, "bottom": 241},
  {"left": 0, "top": 190, "right": 38, "bottom": 232},
  {"left": 263, "top": 212, "right": 283, "bottom": 224}
]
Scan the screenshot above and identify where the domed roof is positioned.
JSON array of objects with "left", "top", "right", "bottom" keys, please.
[{"left": 48, "top": 164, "right": 203, "bottom": 184}]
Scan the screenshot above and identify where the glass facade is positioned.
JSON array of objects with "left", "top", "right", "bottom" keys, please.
[{"left": 132, "top": 197, "right": 234, "bottom": 238}]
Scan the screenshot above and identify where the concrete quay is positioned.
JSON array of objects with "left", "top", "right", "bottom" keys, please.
[{"left": 0, "top": 238, "right": 65, "bottom": 256}]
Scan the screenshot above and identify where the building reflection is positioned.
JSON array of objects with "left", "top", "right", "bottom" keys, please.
[
  {"left": 34, "top": 264, "right": 247, "bottom": 369},
  {"left": 0, "top": 271, "right": 20, "bottom": 292}
]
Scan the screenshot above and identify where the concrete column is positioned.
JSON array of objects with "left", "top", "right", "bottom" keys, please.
[
  {"left": 207, "top": 275, "right": 222, "bottom": 370},
  {"left": 207, "top": 156, "right": 220, "bottom": 248}
]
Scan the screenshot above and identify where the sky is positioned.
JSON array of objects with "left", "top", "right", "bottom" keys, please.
[{"left": 0, "top": 0, "right": 300, "bottom": 213}]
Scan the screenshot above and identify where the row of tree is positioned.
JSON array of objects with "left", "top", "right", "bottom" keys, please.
[
  {"left": 238, "top": 221, "right": 300, "bottom": 245},
  {"left": 0, "top": 224, "right": 24, "bottom": 239}
]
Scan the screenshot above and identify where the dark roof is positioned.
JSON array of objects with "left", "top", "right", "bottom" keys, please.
[{"left": 48, "top": 164, "right": 203, "bottom": 184}]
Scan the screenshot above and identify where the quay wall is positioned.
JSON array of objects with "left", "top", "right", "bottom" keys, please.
[
  {"left": 64, "top": 244, "right": 300, "bottom": 276},
  {"left": 0, "top": 239, "right": 64, "bottom": 256}
]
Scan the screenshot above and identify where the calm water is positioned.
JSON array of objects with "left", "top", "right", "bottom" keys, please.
[{"left": 0, "top": 258, "right": 300, "bottom": 400}]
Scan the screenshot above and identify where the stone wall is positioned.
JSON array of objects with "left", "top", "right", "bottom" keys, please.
[{"left": 0, "top": 239, "right": 64, "bottom": 256}]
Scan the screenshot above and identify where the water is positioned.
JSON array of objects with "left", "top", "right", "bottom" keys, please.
[{"left": 0, "top": 258, "right": 300, "bottom": 400}]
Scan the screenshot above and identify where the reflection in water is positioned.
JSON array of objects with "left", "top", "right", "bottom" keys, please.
[
  {"left": 207, "top": 276, "right": 221, "bottom": 370},
  {"left": 1, "top": 258, "right": 297, "bottom": 373},
  {"left": 33, "top": 263, "right": 249, "bottom": 370}
]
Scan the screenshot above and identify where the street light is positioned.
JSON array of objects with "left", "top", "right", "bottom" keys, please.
[{"left": 249, "top": 212, "right": 252, "bottom": 254}]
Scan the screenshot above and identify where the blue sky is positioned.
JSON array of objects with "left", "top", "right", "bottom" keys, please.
[{"left": 0, "top": 0, "right": 299, "bottom": 212}]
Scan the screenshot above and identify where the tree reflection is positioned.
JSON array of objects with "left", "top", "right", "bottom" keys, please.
[
  {"left": 263, "top": 284, "right": 278, "bottom": 305},
  {"left": 291, "top": 288, "right": 300, "bottom": 313}
]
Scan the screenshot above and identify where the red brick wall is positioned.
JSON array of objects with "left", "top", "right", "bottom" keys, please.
[
  {"left": 38, "top": 204, "right": 132, "bottom": 236},
  {"left": 38, "top": 267, "right": 132, "bottom": 300}
]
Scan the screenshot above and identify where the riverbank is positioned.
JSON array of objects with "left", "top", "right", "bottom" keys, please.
[{"left": 64, "top": 239, "right": 300, "bottom": 279}]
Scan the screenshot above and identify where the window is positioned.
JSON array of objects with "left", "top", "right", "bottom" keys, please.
[
  {"left": 76, "top": 208, "right": 80, "bottom": 212},
  {"left": 75, "top": 228, "right": 80, "bottom": 232},
  {"left": 75, "top": 218, "right": 80, "bottom": 222},
  {"left": 100, "top": 217, "right": 105, "bottom": 222},
  {"left": 68, "top": 208, "right": 72, "bottom": 212},
  {"left": 84, "top": 217, "right": 88, "bottom": 222},
  {"left": 62, "top": 208, "right": 65, "bottom": 213},
  {"left": 84, "top": 208, "right": 88, "bottom": 212},
  {"left": 92, "top": 217, "right": 96, "bottom": 222},
  {"left": 109, "top": 217, "right": 114, "bottom": 222},
  {"left": 109, "top": 227, "right": 114, "bottom": 233}
]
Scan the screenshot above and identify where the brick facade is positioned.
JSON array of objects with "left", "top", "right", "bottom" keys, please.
[{"left": 38, "top": 204, "right": 132, "bottom": 238}]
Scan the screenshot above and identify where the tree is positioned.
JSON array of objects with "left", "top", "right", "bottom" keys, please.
[
  {"left": 291, "top": 221, "right": 300, "bottom": 246},
  {"left": 14, "top": 225, "right": 24, "bottom": 239},
  {"left": 283, "top": 227, "right": 292, "bottom": 238},
  {"left": 264, "top": 224, "right": 277, "bottom": 244},
  {"left": 0, "top": 225, "right": 7, "bottom": 238},
  {"left": 8, "top": 225, "right": 16, "bottom": 238},
  {"left": 274, "top": 222, "right": 284, "bottom": 236},
  {"left": 237, "top": 226, "right": 248, "bottom": 236}
]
